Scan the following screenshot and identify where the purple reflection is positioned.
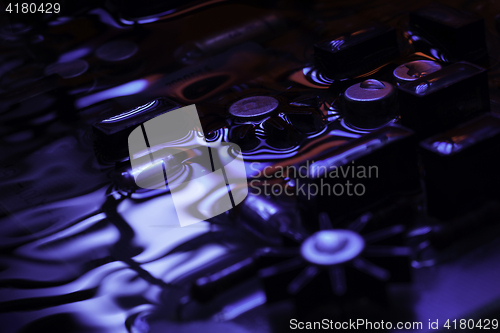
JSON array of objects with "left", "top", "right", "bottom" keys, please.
[{"left": 76, "top": 79, "right": 149, "bottom": 109}]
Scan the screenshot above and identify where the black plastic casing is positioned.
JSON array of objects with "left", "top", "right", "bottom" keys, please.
[
  {"left": 398, "top": 61, "right": 489, "bottom": 139},
  {"left": 420, "top": 113, "right": 500, "bottom": 220}
]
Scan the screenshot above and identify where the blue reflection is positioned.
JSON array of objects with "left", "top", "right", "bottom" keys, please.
[
  {"left": 101, "top": 100, "right": 158, "bottom": 123},
  {"left": 214, "top": 290, "right": 266, "bottom": 321},
  {"left": 330, "top": 39, "right": 345, "bottom": 50},
  {"left": 430, "top": 48, "right": 448, "bottom": 62},
  {"left": 120, "top": 17, "right": 161, "bottom": 25},
  {"left": 302, "top": 66, "right": 334, "bottom": 85},
  {"left": 89, "top": 8, "right": 124, "bottom": 28},
  {"left": 59, "top": 48, "right": 91, "bottom": 63},
  {"left": 76, "top": 79, "right": 149, "bottom": 108},
  {"left": 432, "top": 141, "right": 454, "bottom": 154},
  {"left": 415, "top": 82, "right": 429, "bottom": 94},
  {"left": 119, "top": 9, "right": 175, "bottom": 25},
  {"left": 308, "top": 139, "right": 384, "bottom": 178}
]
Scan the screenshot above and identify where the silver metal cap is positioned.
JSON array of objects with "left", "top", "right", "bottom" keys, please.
[
  {"left": 345, "top": 79, "right": 394, "bottom": 102},
  {"left": 393, "top": 60, "right": 442, "bottom": 82},
  {"left": 343, "top": 79, "right": 396, "bottom": 128}
]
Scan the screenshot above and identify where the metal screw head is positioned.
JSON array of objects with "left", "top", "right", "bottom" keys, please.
[{"left": 343, "top": 79, "right": 396, "bottom": 128}]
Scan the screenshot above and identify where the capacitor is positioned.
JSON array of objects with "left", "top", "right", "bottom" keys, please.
[
  {"left": 398, "top": 61, "right": 489, "bottom": 138},
  {"left": 343, "top": 79, "right": 396, "bottom": 128}
]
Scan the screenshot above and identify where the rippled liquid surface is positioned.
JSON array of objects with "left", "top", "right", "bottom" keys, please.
[{"left": 0, "top": 95, "right": 376, "bottom": 333}]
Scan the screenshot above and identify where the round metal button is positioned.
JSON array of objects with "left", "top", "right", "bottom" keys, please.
[
  {"left": 393, "top": 60, "right": 442, "bottom": 82},
  {"left": 343, "top": 79, "right": 396, "bottom": 128},
  {"left": 229, "top": 96, "right": 279, "bottom": 118}
]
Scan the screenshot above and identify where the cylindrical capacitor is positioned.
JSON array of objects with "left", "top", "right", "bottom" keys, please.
[
  {"left": 393, "top": 60, "right": 442, "bottom": 84},
  {"left": 343, "top": 79, "right": 396, "bottom": 128}
]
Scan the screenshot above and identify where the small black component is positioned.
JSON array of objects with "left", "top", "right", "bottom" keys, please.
[
  {"left": 228, "top": 124, "right": 260, "bottom": 151},
  {"left": 294, "top": 124, "right": 419, "bottom": 224},
  {"left": 392, "top": 60, "right": 442, "bottom": 84},
  {"left": 343, "top": 79, "right": 397, "bottom": 128},
  {"left": 420, "top": 113, "right": 500, "bottom": 220},
  {"left": 92, "top": 98, "right": 181, "bottom": 162},
  {"left": 409, "top": 4, "right": 488, "bottom": 66},
  {"left": 398, "top": 61, "right": 489, "bottom": 138}
]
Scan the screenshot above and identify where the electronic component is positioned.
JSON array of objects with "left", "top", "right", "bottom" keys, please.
[
  {"left": 398, "top": 61, "right": 489, "bottom": 138},
  {"left": 293, "top": 124, "right": 420, "bottom": 224},
  {"left": 409, "top": 4, "right": 488, "bottom": 66},
  {"left": 3, "top": 1, "right": 500, "bottom": 332},
  {"left": 259, "top": 213, "right": 411, "bottom": 316},
  {"left": 343, "top": 79, "right": 396, "bottom": 128},
  {"left": 228, "top": 96, "right": 279, "bottom": 118},
  {"left": 420, "top": 113, "right": 500, "bottom": 219},
  {"left": 313, "top": 24, "right": 400, "bottom": 80},
  {"left": 198, "top": 88, "right": 328, "bottom": 152},
  {"left": 392, "top": 60, "right": 442, "bottom": 83},
  {"left": 92, "top": 98, "right": 181, "bottom": 162}
]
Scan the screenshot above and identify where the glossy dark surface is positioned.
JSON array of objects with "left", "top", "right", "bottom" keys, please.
[{"left": 2, "top": 1, "right": 500, "bottom": 333}]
